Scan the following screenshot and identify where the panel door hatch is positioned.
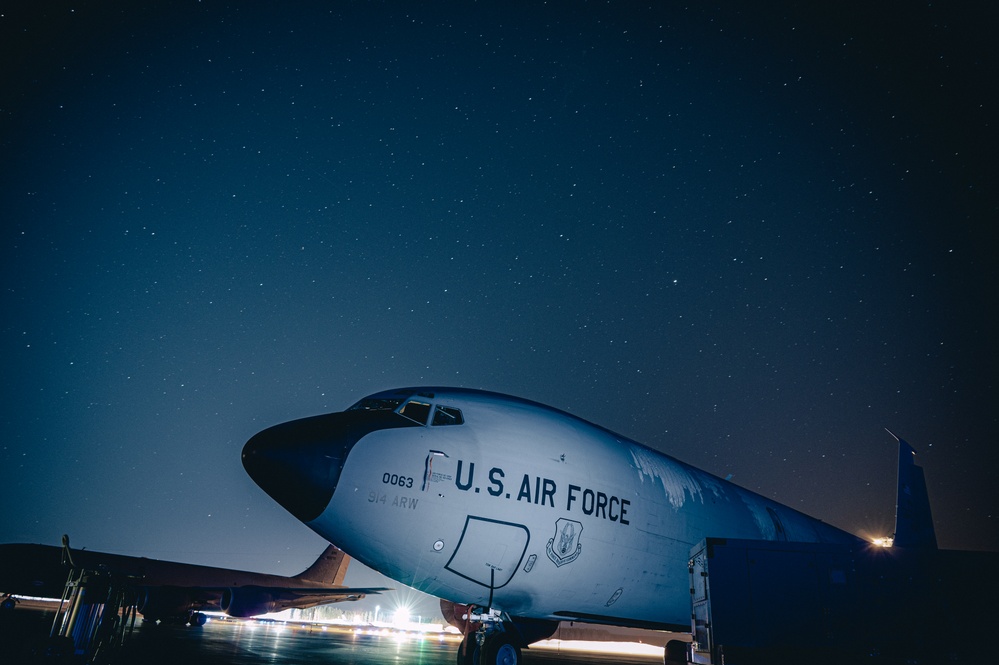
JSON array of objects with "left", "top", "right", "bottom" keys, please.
[{"left": 445, "top": 516, "right": 530, "bottom": 589}]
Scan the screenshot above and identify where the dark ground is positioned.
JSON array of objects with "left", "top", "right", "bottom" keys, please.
[{"left": 0, "top": 603, "right": 661, "bottom": 665}]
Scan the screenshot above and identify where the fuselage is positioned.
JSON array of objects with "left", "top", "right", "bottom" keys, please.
[{"left": 243, "top": 387, "right": 860, "bottom": 629}]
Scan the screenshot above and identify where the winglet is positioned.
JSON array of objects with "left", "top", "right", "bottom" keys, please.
[
  {"left": 296, "top": 544, "right": 350, "bottom": 586},
  {"left": 886, "top": 429, "right": 938, "bottom": 549}
]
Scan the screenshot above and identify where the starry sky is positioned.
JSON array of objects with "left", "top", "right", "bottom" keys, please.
[{"left": 2, "top": 1, "right": 997, "bottom": 617}]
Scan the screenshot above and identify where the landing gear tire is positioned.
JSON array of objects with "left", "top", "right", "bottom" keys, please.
[
  {"left": 480, "top": 633, "right": 521, "bottom": 665},
  {"left": 188, "top": 612, "right": 207, "bottom": 627},
  {"left": 456, "top": 635, "right": 479, "bottom": 665}
]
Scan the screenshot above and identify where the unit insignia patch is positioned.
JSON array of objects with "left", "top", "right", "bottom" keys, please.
[{"left": 546, "top": 518, "right": 583, "bottom": 567}]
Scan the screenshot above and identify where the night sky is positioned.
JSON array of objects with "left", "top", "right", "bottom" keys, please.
[{"left": 2, "top": 1, "right": 997, "bottom": 618}]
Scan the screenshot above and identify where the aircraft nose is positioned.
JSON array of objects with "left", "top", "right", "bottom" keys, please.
[{"left": 242, "top": 413, "right": 356, "bottom": 523}]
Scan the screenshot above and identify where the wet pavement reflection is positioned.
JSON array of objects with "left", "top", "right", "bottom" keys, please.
[{"left": 4, "top": 605, "right": 663, "bottom": 665}]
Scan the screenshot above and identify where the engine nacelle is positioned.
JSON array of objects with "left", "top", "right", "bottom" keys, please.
[
  {"left": 440, "top": 599, "right": 480, "bottom": 634},
  {"left": 220, "top": 587, "right": 278, "bottom": 618},
  {"left": 138, "top": 586, "right": 195, "bottom": 621}
]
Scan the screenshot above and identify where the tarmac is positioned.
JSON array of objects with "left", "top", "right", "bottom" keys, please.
[{"left": 1, "top": 601, "right": 663, "bottom": 665}]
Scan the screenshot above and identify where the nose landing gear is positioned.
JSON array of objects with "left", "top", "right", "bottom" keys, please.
[
  {"left": 455, "top": 606, "right": 523, "bottom": 665},
  {"left": 479, "top": 631, "right": 521, "bottom": 665}
]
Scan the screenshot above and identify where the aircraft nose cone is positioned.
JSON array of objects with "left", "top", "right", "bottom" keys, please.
[
  {"left": 244, "top": 409, "right": 420, "bottom": 523},
  {"left": 242, "top": 413, "right": 353, "bottom": 523}
]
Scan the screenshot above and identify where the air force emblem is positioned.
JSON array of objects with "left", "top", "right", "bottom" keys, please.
[{"left": 546, "top": 518, "right": 583, "bottom": 567}]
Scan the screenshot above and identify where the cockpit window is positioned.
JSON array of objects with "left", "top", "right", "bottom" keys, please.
[
  {"left": 348, "top": 397, "right": 404, "bottom": 412},
  {"left": 398, "top": 400, "right": 432, "bottom": 425},
  {"left": 432, "top": 405, "right": 464, "bottom": 426},
  {"left": 349, "top": 394, "right": 464, "bottom": 427}
]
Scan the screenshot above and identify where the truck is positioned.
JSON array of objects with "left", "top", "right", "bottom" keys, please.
[{"left": 688, "top": 537, "right": 998, "bottom": 664}]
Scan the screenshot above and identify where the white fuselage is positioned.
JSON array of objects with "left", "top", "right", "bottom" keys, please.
[{"left": 302, "top": 389, "right": 858, "bottom": 629}]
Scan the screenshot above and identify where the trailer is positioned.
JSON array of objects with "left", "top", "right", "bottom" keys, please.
[{"left": 688, "top": 537, "right": 999, "bottom": 664}]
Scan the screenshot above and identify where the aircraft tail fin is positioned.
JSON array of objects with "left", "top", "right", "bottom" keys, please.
[
  {"left": 296, "top": 544, "right": 350, "bottom": 586},
  {"left": 888, "top": 430, "right": 938, "bottom": 549}
]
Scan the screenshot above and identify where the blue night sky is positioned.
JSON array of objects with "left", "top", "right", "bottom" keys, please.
[{"left": 2, "top": 1, "right": 996, "bottom": 613}]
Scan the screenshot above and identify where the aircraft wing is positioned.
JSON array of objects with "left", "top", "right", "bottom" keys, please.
[
  {"left": 0, "top": 540, "right": 386, "bottom": 620},
  {"left": 180, "top": 584, "right": 391, "bottom": 617},
  {"left": 233, "top": 584, "right": 390, "bottom": 610}
]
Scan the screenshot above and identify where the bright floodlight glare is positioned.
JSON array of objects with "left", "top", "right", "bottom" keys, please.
[
  {"left": 392, "top": 606, "right": 411, "bottom": 626},
  {"left": 872, "top": 536, "right": 894, "bottom": 547}
]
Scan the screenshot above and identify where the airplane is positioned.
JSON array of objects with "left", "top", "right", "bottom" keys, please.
[
  {"left": 0, "top": 537, "right": 386, "bottom": 625},
  {"left": 240, "top": 387, "right": 946, "bottom": 664}
]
